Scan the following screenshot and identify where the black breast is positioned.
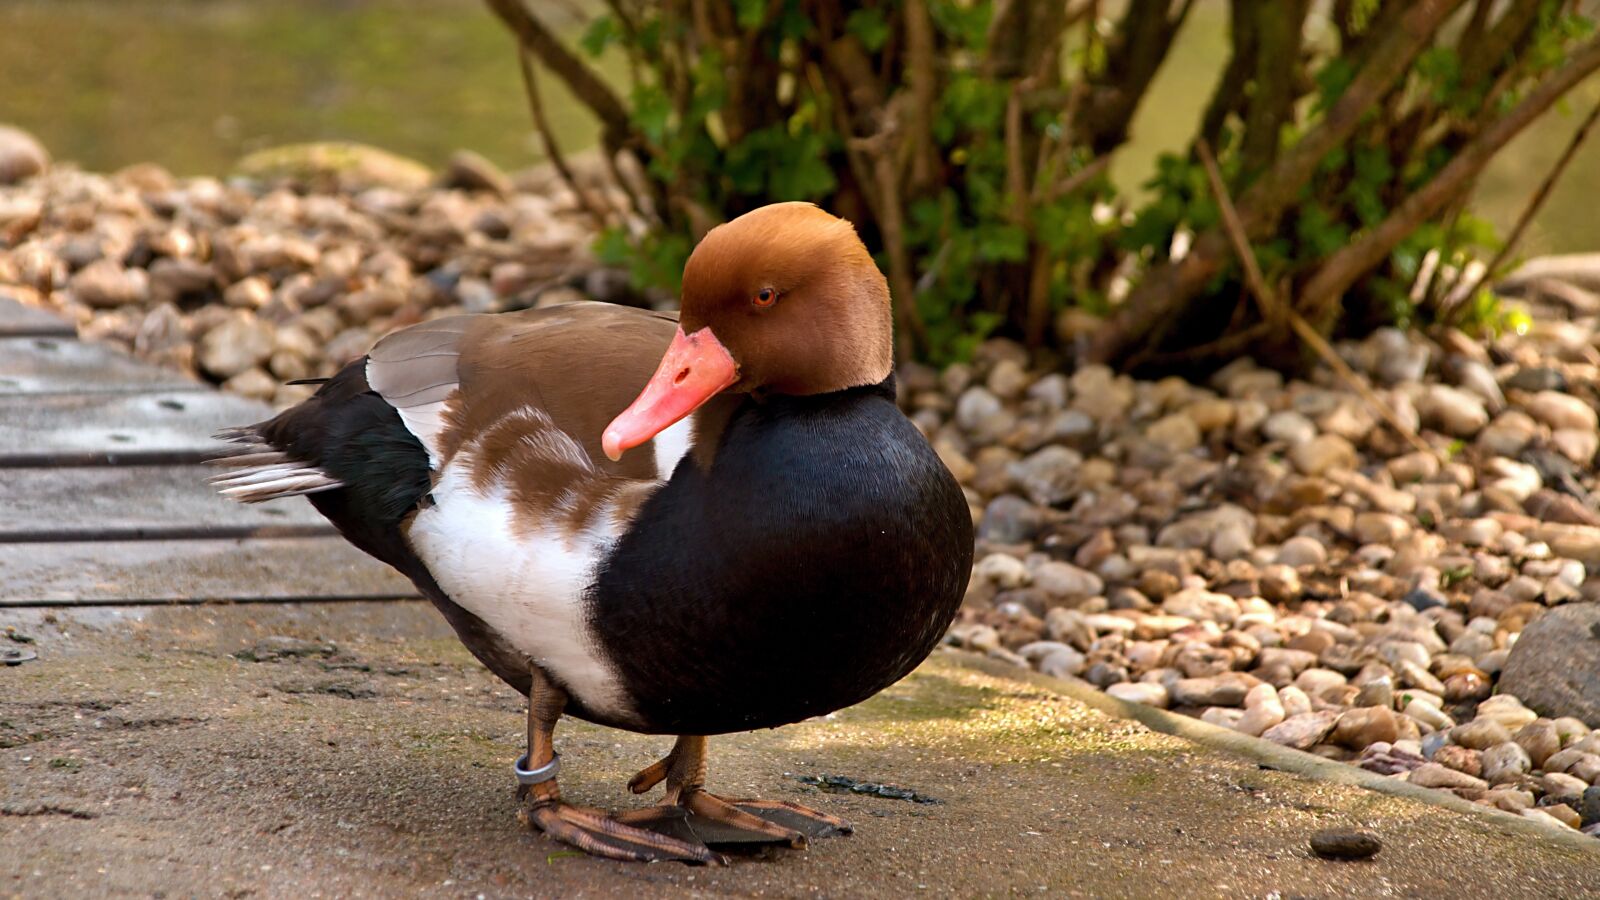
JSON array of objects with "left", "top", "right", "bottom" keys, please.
[{"left": 587, "top": 379, "right": 974, "bottom": 735}]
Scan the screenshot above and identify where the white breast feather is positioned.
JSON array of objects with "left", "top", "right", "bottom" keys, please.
[{"left": 407, "top": 456, "right": 632, "bottom": 721}]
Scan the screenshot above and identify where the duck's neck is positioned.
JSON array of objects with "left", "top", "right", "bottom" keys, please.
[{"left": 683, "top": 375, "right": 898, "bottom": 474}]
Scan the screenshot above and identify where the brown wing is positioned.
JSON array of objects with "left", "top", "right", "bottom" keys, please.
[{"left": 366, "top": 302, "right": 679, "bottom": 480}]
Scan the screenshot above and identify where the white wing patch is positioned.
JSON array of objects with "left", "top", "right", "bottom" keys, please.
[{"left": 392, "top": 399, "right": 451, "bottom": 467}]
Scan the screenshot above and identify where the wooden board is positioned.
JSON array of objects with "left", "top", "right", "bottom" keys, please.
[
  {"left": 0, "top": 465, "right": 334, "bottom": 541},
  {"left": 0, "top": 335, "right": 204, "bottom": 395},
  {"left": 0, "top": 390, "right": 269, "bottom": 466},
  {"left": 0, "top": 296, "right": 75, "bottom": 338},
  {"left": 0, "top": 537, "right": 418, "bottom": 605}
]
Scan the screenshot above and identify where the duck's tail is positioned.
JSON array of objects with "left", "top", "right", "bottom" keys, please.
[{"left": 207, "top": 424, "right": 345, "bottom": 504}]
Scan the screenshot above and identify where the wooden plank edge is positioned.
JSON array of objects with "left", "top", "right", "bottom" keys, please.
[
  {"left": 0, "top": 524, "right": 340, "bottom": 544},
  {"left": 0, "top": 592, "right": 422, "bottom": 609},
  {"left": 0, "top": 450, "right": 223, "bottom": 468}
]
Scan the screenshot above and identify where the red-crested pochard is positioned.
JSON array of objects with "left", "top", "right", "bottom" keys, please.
[{"left": 211, "top": 202, "right": 974, "bottom": 864}]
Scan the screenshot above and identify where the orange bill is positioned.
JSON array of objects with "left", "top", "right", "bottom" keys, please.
[{"left": 602, "top": 326, "right": 739, "bottom": 461}]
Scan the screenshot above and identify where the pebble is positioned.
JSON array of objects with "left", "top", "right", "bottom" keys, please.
[
  {"left": 1289, "top": 434, "right": 1357, "bottom": 476},
  {"left": 1451, "top": 720, "right": 1513, "bottom": 751},
  {"left": 1261, "top": 710, "right": 1340, "bottom": 750},
  {"left": 1275, "top": 536, "right": 1328, "bottom": 568},
  {"left": 0, "top": 124, "right": 49, "bottom": 184},
  {"left": 1331, "top": 707, "right": 1399, "bottom": 750},
  {"left": 1409, "top": 763, "right": 1488, "bottom": 791},
  {"left": 1105, "top": 682, "right": 1168, "bottom": 708},
  {"left": 1309, "top": 829, "right": 1382, "bottom": 861}
]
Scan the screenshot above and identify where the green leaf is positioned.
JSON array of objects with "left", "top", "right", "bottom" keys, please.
[
  {"left": 630, "top": 84, "right": 672, "bottom": 144},
  {"left": 735, "top": 0, "right": 768, "bottom": 29},
  {"left": 975, "top": 223, "right": 1028, "bottom": 263},
  {"left": 845, "top": 7, "right": 891, "bottom": 52},
  {"left": 580, "top": 15, "right": 619, "bottom": 58}
]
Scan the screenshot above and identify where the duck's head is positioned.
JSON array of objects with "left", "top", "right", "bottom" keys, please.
[{"left": 602, "top": 202, "right": 892, "bottom": 461}]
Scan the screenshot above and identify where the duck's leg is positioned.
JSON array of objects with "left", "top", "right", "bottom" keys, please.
[
  {"left": 619, "top": 735, "right": 853, "bottom": 846},
  {"left": 516, "top": 669, "right": 725, "bottom": 864}
]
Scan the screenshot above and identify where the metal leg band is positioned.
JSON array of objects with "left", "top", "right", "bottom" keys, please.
[{"left": 514, "top": 751, "right": 561, "bottom": 785}]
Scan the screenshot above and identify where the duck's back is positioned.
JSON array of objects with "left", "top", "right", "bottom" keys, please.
[{"left": 589, "top": 380, "right": 974, "bottom": 735}]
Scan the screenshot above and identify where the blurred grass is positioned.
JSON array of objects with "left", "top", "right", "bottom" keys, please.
[{"left": 1, "top": 0, "right": 1596, "bottom": 255}]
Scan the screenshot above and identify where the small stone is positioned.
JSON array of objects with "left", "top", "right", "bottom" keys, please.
[
  {"left": 1332, "top": 706, "right": 1400, "bottom": 750},
  {"left": 1403, "top": 699, "right": 1454, "bottom": 731},
  {"left": 1259, "top": 564, "right": 1302, "bottom": 603},
  {"left": 1161, "top": 588, "right": 1239, "bottom": 624},
  {"left": 1541, "top": 803, "right": 1583, "bottom": 830},
  {"left": 1289, "top": 434, "right": 1357, "bottom": 476},
  {"left": 1523, "top": 390, "right": 1598, "bottom": 433},
  {"left": 198, "top": 313, "right": 276, "bottom": 380},
  {"left": 1479, "top": 411, "right": 1540, "bottom": 457},
  {"left": 1514, "top": 720, "right": 1562, "bottom": 769},
  {"left": 1354, "top": 676, "right": 1394, "bottom": 709},
  {"left": 1419, "top": 384, "right": 1489, "bottom": 437},
  {"left": 1262, "top": 410, "right": 1316, "bottom": 446},
  {"left": 986, "top": 358, "right": 1030, "bottom": 401},
  {"left": 1010, "top": 445, "right": 1082, "bottom": 506},
  {"left": 1145, "top": 413, "right": 1201, "bottom": 454},
  {"left": 1580, "top": 785, "right": 1600, "bottom": 827},
  {"left": 1037, "top": 647, "right": 1087, "bottom": 679},
  {"left": 1276, "top": 536, "right": 1328, "bottom": 568},
  {"left": 440, "top": 149, "right": 512, "bottom": 196},
  {"left": 1505, "top": 367, "right": 1566, "bottom": 393},
  {"left": 1106, "top": 682, "right": 1169, "bottom": 708},
  {"left": 1440, "top": 517, "right": 1503, "bottom": 548},
  {"left": 955, "top": 387, "right": 1003, "bottom": 431},
  {"left": 1408, "top": 762, "right": 1488, "bottom": 791},
  {"left": 1031, "top": 560, "right": 1103, "bottom": 599},
  {"left": 1522, "top": 808, "right": 1577, "bottom": 830},
  {"left": 977, "top": 495, "right": 1043, "bottom": 544},
  {"left": 1237, "top": 683, "right": 1287, "bottom": 737},
  {"left": 1309, "top": 829, "right": 1382, "bottom": 861},
  {"left": 1485, "top": 788, "right": 1536, "bottom": 813},
  {"left": 1261, "top": 710, "right": 1340, "bottom": 750},
  {"left": 0, "top": 124, "right": 49, "bottom": 184},
  {"left": 1475, "top": 695, "right": 1540, "bottom": 732},
  {"left": 70, "top": 259, "right": 149, "bottom": 308},
  {"left": 222, "top": 367, "right": 277, "bottom": 401},
  {"left": 1552, "top": 428, "right": 1599, "bottom": 465},
  {"left": 974, "top": 553, "right": 1030, "bottom": 589},
  {"left": 1353, "top": 512, "right": 1410, "bottom": 544},
  {"left": 1544, "top": 772, "right": 1589, "bottom": 803},
  {"left": 1452, "top": 719, "right": 1514, "bottom": 751},
  {"left": 1433, "top": 744, "right": 1483, "bottom": 777},
  {"left": 1171, "top": 676, "right": 1251, "bottom": 708},
  {"left": 1480, "top": 742, "right": 1533, "bottom": 785},
  {"left": 225, "top": 276, "right": 273, "bottom": 309}
]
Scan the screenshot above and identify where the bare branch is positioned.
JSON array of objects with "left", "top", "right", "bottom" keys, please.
[
  {"left": 484, "top": 0, "right": 634, "bottom": 148},
  {"left": 1299, "top": 34, "right": 1600, "bottom": 325},
  {"left": 516, "top": 49, "right": 616, "bottom": 229},
  {"left": 1446, "top": 91, "right": 1600, "bottom": 325},
  {"left": 1196, "top": 142, "right": 1434, "bottom": 458},
  {"left": 1088, "top": 0, "right": 1465, "bottom": 365}
]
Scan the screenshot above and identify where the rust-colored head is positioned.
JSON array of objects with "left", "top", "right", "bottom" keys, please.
[{"left": 603, "top": 202, "right": 893, "bottom": 460}]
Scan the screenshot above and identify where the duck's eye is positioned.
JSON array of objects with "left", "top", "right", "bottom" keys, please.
[{"left": 752, "top": 287, "right": 778, "bottom": 308}]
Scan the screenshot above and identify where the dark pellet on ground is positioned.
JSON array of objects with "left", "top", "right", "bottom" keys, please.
[{"left": 1310, "top": 828, "right": 1382, "bottom": 860}]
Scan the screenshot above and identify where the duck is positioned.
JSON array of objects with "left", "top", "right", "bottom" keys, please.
[{"left": 209, "top": 202, "right": 975, "bottom": 864}]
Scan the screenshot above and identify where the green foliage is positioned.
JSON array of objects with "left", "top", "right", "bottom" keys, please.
[{"left": 568, "top": 0, "right": 1597, "bottom": 367}]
